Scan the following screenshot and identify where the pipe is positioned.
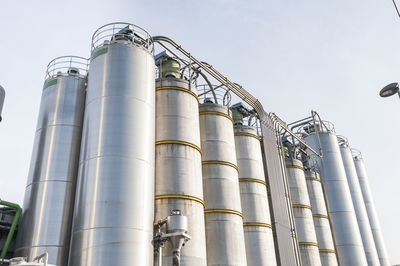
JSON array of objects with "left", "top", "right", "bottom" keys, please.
[
  {"left": 0, "top": 200, "right": 22, "bottom": 259},
  {"left": 172, "top": 251, "right": 180, "bottom": 266}
]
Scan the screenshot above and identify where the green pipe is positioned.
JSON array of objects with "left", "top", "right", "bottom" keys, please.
[{"left": 0, "top": 200, "right": 21, "bottom": 259}]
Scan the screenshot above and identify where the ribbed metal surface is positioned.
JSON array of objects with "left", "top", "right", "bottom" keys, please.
[
  {"left": 353, "top": 156, "right": 391, "bottom": 266},
  {"left": 155, "top": 78, "right": 206, "bottom": 266},
  {"left": 305, "top": 170, "right": 338, "bottom": 266},
  {"left": 234, "top": 125, "right": 277, "bottom": 266},
  {"left": 260, "top": 115, "right": 299, "bottom": 266},
  {"left": 199, "top": 103, "right": 247, "bottom": 266},
  {"left": 15, "top": 72, "right": 86, "bottom": 265},
  {"left": 305, "top": 132, "right": 368, "bottom": 266},
  {"left": 339, "top": 144, "right": 380, "bottom": 266},
  {"left": 69, "top": 41, "right": 155, "bottom": 266},
  {"left": 285, "top": 159, "right": 322, "bottom": 266}
]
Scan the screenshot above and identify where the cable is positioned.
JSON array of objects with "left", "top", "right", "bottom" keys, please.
[{"left": 392, "top": 0, "right": 400, "bottom": 18}]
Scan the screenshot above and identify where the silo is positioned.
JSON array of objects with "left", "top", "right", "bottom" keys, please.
[
  {"left": 0, "top": 85, "right": 5, "bottom": 121},
  {"left": 199, "top": 102, "right": 247, "bottom": 266},
  {"left": 234, "top": 124, "right": 277, "bottom": 266},
  {"left": 15, "top": 56, "right": 87, "bottom": 265},
  {"left": 338, "top": 139, "right": 380, "bottom": 266},
  {"left": 154, "top": 60, "right": 207, "bottom": 265},
  {"left": 304, "top": 125, "right": 368, "bottom": 265},
  {"left": 305, "top": 170, "right": 338, "bottom": 266},
  {"left": 285, "top": 158, "right": 322, "bottom": 266},
  {"left": 353, "top": 152, "right": 391, "bottom": 266},
  {"left": 68, "top": 23, "right": 155, "bottom": 266}
]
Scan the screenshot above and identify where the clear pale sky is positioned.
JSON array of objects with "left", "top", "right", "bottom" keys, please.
[{"left": 0, "top": 0, "right": 399, "bottom": 263}]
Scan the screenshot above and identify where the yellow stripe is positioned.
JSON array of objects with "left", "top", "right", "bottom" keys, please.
[
  {"left": 234, "top": 132, "right": 261, "bottom": 141},
  {"left": 155, "top": 194, "right": 205, "bottom": 206},
  {"left": 305, "top": 177, "right": 321, "bottom": 182},
  {"left": 239, "top": 178, "right": 267, "bottom": 186},
  {"left": 199, "top": 111, "right": 234, "bottom": 123},
  {"left": 156, "top": 86, "right": 199, "bottom": 104},
  {"left": 313, "top": 214, "right": 329, "bottom": 219},
  {"left": 286, "top": 164, "right": 305, "bottom": 171},
  {"left": 299, "top": 242, "right": 319, "bottom": 247},
  {"left": 319, "top": 249, "right": 336, "bottom": 254},
  {"left": 292, "top": 204, "right": 312, "bottom": 210},
  {"left": 202, "top": 160, "right": 239, "bottom": 172},
  {"left": 204, "top": 209, "right": 243, "bottom": 218},
  {"left": 243, "top": 222, "right": 272, "bottom": 229},
  {"left": 155, "top": 140, "right": 202, "bottom": 155}
]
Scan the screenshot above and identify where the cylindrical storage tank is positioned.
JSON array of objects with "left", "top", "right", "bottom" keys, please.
[
  {"left": 353, "top": 153, "right": 391, "bottom": 266},
  {"left": 15, "top": 56, "right": 87, "bottom": 265},
  {"left": 285, "top": 158, "right": 322, "bottom": 266},
  {"left": 68, "top": 23, "right": 155, "bottom": 266},
  {"left": 234, "top": 125, "right": 277, "bottom": 266},
  {"left": 154, "top": 78, "right": 207, "bottom": 266},
  {"left": 339, "top": 141, "right": 380, "bottom": 266},
  {"left": 304, "top": 129, "right": 368, "bottom": 266},
  {"left": 0, "top": 85, "right": 5, "bottom": 121},
  {"left": 305, "top": 170, "right": 338, "bottom": 266},
  {"left": 199, "top": 102, "right": 247, "bottom": 266}
]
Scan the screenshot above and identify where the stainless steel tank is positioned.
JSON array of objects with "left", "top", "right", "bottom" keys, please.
[
  {"left": 199, "top": 102, "right": 247, "bottom": 266},
  {"left": 15, "top": 56, "right": 88, "bottom": 265},
  {"left": 304, "top": 128, "right": 368, "bottom": 266},
  {"left": 0, "top": 85, "right": 5, "bottom": 121},
  {"left": 68, "top": 23, "right": 155, "bottom": 266},
  {"left": 305, "top": 170, "right": 338, "bottom": 266},
  {"left": 338, "top": 140, "right": 380, "bottom": 266},
  {"left": 154, "top": 78, "right": 207, "bottom": 266},
  {"left": 353, "top": 152, "right": 391, "bottom": 266},
  {"left": 234, "top": 125, "right": 277, "bottom": 266},
  {"left": 285, "top": 158, "right": 322, "bottom": 266}
]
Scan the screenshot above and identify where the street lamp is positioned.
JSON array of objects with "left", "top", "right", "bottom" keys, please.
[{"left": 379, "top": 82, "right": 400, "bottom": 98}]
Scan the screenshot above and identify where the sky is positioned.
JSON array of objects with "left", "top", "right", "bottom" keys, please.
[{"left": 0, "top": 0, "right": 399, "bottom": 263}]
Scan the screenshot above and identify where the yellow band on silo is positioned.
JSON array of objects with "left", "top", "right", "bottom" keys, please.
[
  {"left": 305, "top": 177, "right": 321, "bottom": 182},
  {"left": 204, "top": 209, "right": 243, "bottom": 218},
  {"left": 298, "top": 242, "right": 319, "bottom": 247},
  {"left": 234, "top": 132, "right": 261, "bottom": 141},
  {"left": 243, "top": 222, "right": 272, "bottom": 229},
  {"left": 202, "top": 160, "right": 239, "bottom": 172},
  {"left": 239, "top": 178, "right": 267, "bottom": 186},
  {"left": 292, "top": 204, "right": 312, "bottom": 210},
  {"left": 155, "top": 194, "right": 205, "bottom": 206},
  {"left": 319, "top": 249, "right": 336, "bottom": 254},
  {"left": 155, "top": 140, "right": 202, "bottom": 155},
  {"left": 156, "top": 86, "right": 200, "bottom": 104},
  {"left": 313, "top": 214, "right": 329, "bottom": 219},
  {"left": 199, "top": 111, "right": 234, "bottom": 123},
  {"left": 286, "top": 164, "right": 305, "bottom": 171}
]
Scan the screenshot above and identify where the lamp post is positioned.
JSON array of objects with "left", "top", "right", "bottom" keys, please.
[{"left": 379, "top": 82, "right": 400, "bottom": 98}]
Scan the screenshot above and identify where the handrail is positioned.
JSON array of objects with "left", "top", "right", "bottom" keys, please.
[
  {"left": 0, "top": 200, "right": 22, "bottom": 259},
  {"left": 151, "top": 36, "right": 320, "bottom": 157}
]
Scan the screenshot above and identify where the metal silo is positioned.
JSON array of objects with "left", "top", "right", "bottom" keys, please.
[
  {"left": 305, "top": 170, "right": 338, "bottom": 266},
  {"left": 285, "top": 158, "right": 322, "bottom": 266},
  {"left": 353, "top": 151, "right": 391, "bottom": 266},
  {"left": 68, "top": 23, "right": 155, "bottom": 266},
  {"left": 15, "top": 56, "right": 88, "bottom": 265},
  {"left": 234, "top": 124, "right": 277, "bottom": 266},
  {"left": 154, "top": 55, "right": 207, "bottom": 266},
  {"left": 303, "top": 121, "right": 368, "bottom": 266},
  {"left": 0, "top": 85, "right": 5, "bottom": 122},
  {"left": 338, "top": 138, "right": 380, "bottom": 266},
  {"left": 199, "top": 101, "right": 247, "bottom": 266}
]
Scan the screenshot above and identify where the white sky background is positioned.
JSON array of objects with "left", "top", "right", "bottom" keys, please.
[{"left": 0, "top": 0, "right": 399, "bottom": 263}]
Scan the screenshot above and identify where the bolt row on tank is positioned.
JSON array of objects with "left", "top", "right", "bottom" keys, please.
[{"left": 0, "top": 22, "right": 391, "bottom": 266}]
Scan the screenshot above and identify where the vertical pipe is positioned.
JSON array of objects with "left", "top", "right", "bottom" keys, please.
[
  {"left": 0, "top": 200, "right": 21, "bottom": 259},
  {"left": 154, "top": 78, "right": 207, "bottom": 266},
  {"left": 304, "top": 132, "right": 368, "bottom": 265},
  {"left": 339, "top": 143, "right": 380, "bottom": 266},
  {"left": 305, "top": 170, "right": 339, "bottom": 266},
  {"left": 15, "top": 62, "right": 86, "bottom": 265},
  {"left": 285, "top": 159, "right": 322, "bottom": 266},
  {"left": 353, "top": 155, "right": 391, "bottom": 266},
  {"left": 69, "top": 27, "right": 155, "bottom": 266},
  {"left": 199, "top": 103, "right": 247, "bottom": 266},
  {"left": 234, "top": 125, "right": 277, "bottom": 266}
]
